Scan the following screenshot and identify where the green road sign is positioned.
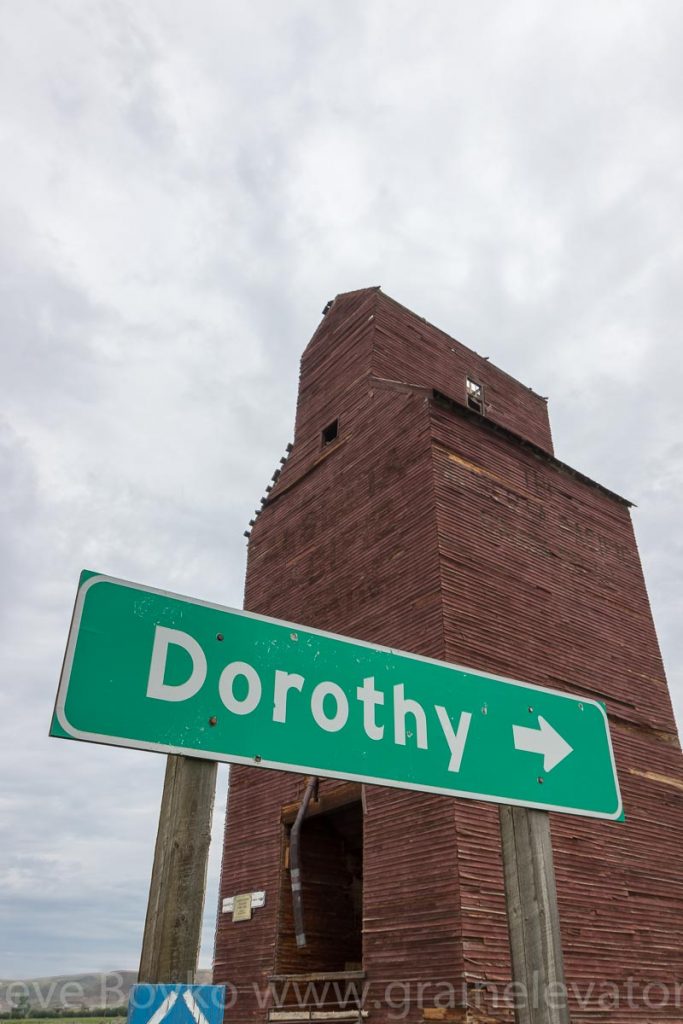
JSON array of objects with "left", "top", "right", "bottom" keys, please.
[{"left": 52, "top": 572, "right": 623, "bottom": 819}]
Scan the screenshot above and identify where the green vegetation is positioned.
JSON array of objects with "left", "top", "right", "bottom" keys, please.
[
  {"left": 1, "top": 1018, "right": 126, "bottom": 1024},
  {"left": 0, "top": 1015, "right": 126, "bottom": 1022}
]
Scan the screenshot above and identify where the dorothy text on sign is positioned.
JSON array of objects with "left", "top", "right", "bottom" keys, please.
[{"left": 52, "top": 572, "right": 622, "bottom": 819}]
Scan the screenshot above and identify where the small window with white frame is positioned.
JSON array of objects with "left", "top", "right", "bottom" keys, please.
[{"left": 466, "top": 377, "right": 485, "bottom": 414}]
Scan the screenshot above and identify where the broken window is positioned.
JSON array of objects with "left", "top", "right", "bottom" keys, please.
[{"left": 466, "top": 377, "right": 485, "bottom": 414}]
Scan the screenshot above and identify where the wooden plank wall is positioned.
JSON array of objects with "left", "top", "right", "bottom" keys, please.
[
  {"left": 430, "top": 397, "right": 683, "bottom": 1020},
  {"left": 370, "top": 292, "right": 554, "bottom": 455},
  {"left": 215, "top": 293, "right": 462, "bottom": 1024},
  {"left": 214, "top": 288, "right": 683, "bottom": 1024}
]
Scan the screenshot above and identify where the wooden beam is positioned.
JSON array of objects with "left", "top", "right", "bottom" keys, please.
[
  {"left": 499, "top": 806, "right": 569, "bottom": 1024},
  {"left": 268, "top": 972, "right": 366, "bottom": 983},
  {"left": 268, "top": 1012, "right": 368, "bottom": 1022},
  {"left": 138, "top": 754, "right": 217, "bottom": 983},
  {"left": 280, "top": 783, "right": 362, "bottom": 824}
]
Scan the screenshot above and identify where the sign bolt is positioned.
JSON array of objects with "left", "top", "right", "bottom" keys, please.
[
  {"left": 290, "top": 632, "right": 298, "bottom": 641},
  {"left": 216, "top": 633, "right": 224, "bottom": 642},
  {"left": 209, "top": 716, "right": 217, "bottom": 726},
  {"left": 528, "top": 706, "right": 534, "bottom": 713},
  {"left": 537, "top": 777, "right": 544, "bottom": 784}
]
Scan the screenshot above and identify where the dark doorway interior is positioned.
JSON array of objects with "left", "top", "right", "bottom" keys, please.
[{"left": 276, "top": 799, "right": 363, "bottom": 974}]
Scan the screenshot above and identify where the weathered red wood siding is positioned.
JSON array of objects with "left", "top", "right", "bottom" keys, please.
[
  {"left": 370, "top": 291, "right": 554, "bottom": 454},
  {"left": 215, "top": 292, "right": 462, "bottom": 1023},
  {"left": 430, "top": 397, "right": 683, "bottom": 1019},
  {"left": 214, "top": 288, "right": 683, "bottom": 1024}
]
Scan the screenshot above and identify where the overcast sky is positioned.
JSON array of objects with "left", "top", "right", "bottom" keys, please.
[{"left": 1, "top": 0, "right": 682, "bottom": 982}]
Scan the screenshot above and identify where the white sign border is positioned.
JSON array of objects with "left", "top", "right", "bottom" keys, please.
[{"left": 53, "top": 572, "right": 624, "bottom": 821}]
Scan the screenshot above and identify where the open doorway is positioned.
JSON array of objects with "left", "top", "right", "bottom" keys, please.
[{"left": 276, "top": 794, "right": 363, "bottom": 975}]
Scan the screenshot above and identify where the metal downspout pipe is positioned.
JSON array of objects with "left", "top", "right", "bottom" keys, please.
[{"left": 290, "top": 776, "right": 319, "bottom": 947}]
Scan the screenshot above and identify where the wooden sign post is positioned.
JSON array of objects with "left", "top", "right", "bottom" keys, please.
[
  {"left": 500, "top": 806, "right": 570, "bottom": 1024},
  {"left": 138, "top": 754, "right": 217, "bottom": 984}
]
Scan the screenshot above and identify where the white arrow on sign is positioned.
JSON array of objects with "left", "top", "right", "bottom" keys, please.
[{"left": 513, "top": 715, "right": 573, "bottom": 772}]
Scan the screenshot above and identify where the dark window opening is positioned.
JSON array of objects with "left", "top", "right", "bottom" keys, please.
[
  {"left": 276, "top": 800, "right": 363, "bottom": 975},
  {"left": 466, "top": 377, "right": 485, "bottom": 413},
  {"left": 321, "top": 419, "right": 339, "bottom": 446}
]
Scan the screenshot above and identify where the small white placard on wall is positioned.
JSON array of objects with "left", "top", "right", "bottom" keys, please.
[{"left": 222, "top": 890, "right": 266, "bottom": 914}]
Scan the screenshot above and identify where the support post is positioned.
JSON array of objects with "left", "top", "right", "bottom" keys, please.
[
  {"left": 499, "top": 806, "right": 570, "bottom": 1024},
  {"left": 139, "top": 754, "right": 218, "bottom": 983}
]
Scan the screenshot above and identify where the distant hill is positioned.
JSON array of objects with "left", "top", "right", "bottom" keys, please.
[{"left": 0, "top": 971, "right": 213, "bottom": 1013}]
